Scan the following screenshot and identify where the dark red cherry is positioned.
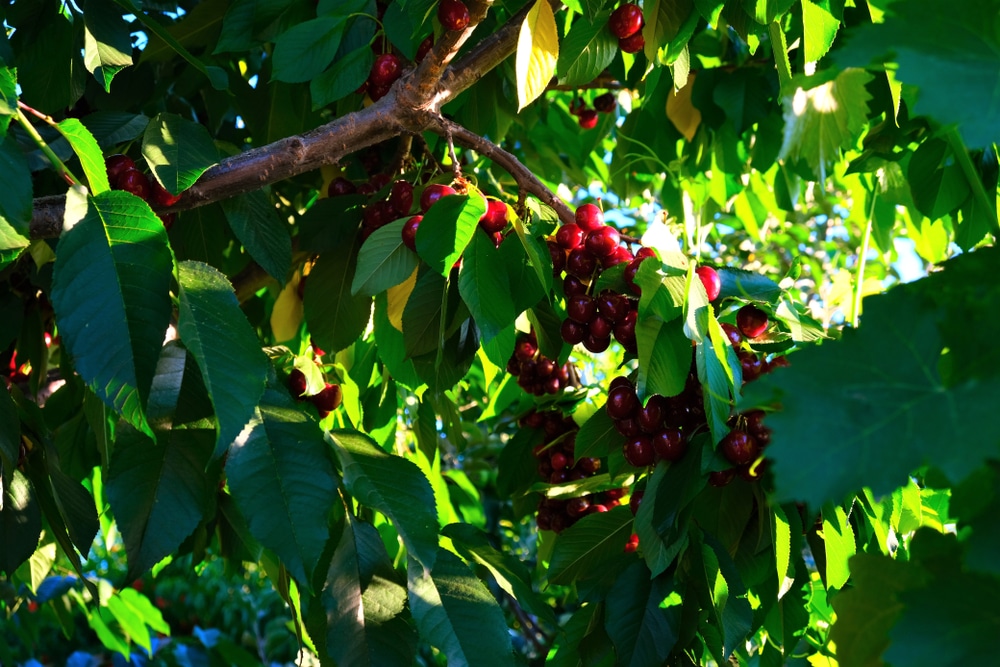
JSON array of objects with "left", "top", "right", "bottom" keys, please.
[
  {"left": 575, "top": 203, "right": 604, "bottom": 231},
  {"left": 149, "top": 178, "right": 181, "bottom": 207},
  {"left": 736, "top": 304, "right": 769, "bottom": 339},
  {"left": 583, "top": 334, "right": 611, "bottom": 353},
  {"left": 629, "top": 489, "right": 644, "bottom": 515},
  {"left": 594, "top": 92, "right": 617, "bottom": 113},
  {"left": 388, "top": 180, "right": 414, "bottom": 216},
  {"left": 311, "top": 383, "right": 343, "bottom": 414},
  {"left": 117, "top": 168, "right": 150, "bottom": 200},
  {"left": 416, "top": 35, "right": 434, "bottom": 61},
  {"left": 596, "top": 291, "right": 629, "bottom": 323},
  {"left": 618, "top": 31, "right": 645, "bottom": 53},
  {"left": 556, "top": 223, "right": 585, "bottom": 249},
  {"left": 369, "top": 53, "right": 403, "bottom": 87},
  {"left": 719, "top": 430, "right": 759, "bottom": 466},
  {"left": 479, "top": 199, "right": 508, "bottom": 233},
  {"left": 652, "top": 428, "right": 686, "bottom": 461},
  {"left": 567, "top": 496, "right": 591, "bottom": 517},
  {"left": 623, "top": 435, "right": 655, "bottom": 467},
  {"left": 606, "top": 384, "right": 639, "bottom": 420},
  {"left": 438, "top": 0, "right": 470, "bottom": 30},
  {"left": 709, "top": 468, "right": 736, "bottom": 487},
  {"left": 609, "top": 3, "right": 644, "bottom": 39},
  {"left": 288, "top": 369, "right": 307, "bottom": 398},
  {"left": 637, "top": 395, "right": 667, "bottom": 433},
  {"left": 613, "top": 309, "right": 638, "bottom": 350},
  {"left": 721, "top": 322, "right": 743, "bottom": 347},
  {"left": 106, "top": 154, "right": 135, "bottom": 184},
  {"left": 402, "top": 215, "right": 422, "bottom": 250},
  {"left": 328, "top": 177, "right": 357, "bottom": 198},
  {"left": 589, "top": 314, "right": 613, "bottom": 340},
  {"left": 578, "top": 109, "right": 599, "bottom": 129},
  {"left": 566, "top": 248, "right": 597, "bottom": 279},
  {"left": 566, "top": 294, "right": 597, "bottom": 323},
  {"left": 420, "top": 183, "right": 457, "bottom": 211},
  {"left": 584, "top": 226, "right": 621, "bottom": 258}
]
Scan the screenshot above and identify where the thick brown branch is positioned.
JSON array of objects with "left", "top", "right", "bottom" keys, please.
[{"left": 432, "top": 116, "right": 575, "bottom": 227}]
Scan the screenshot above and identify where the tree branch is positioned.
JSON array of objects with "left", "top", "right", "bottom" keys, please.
[
  {"left": 26, "top": 2, "right": 569, "bottom": 240},
  {"left": 430, "top": 116, "right": 575, "bottom": 227}
]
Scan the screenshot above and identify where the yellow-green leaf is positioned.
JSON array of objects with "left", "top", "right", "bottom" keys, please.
[{"left": 515, "top": 0, "right": 559, "bottom": 111}]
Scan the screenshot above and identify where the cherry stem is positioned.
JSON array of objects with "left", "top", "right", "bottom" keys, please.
[{"left": 16, "top": 104, "right": 81, "bottom": 188}]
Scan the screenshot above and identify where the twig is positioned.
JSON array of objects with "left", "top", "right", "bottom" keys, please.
[
  {"left": 16, "top": 105, "right": 80, "bottom": 187},
  {"left": 431, "top": 116, "right": 575, "bottom": 227},
  {"left": 445, "top": 129, "right": 462, "bottom": 181}
]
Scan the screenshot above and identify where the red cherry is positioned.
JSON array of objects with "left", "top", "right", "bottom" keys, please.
[
  {"left": 614, "top": 417, "right": 641, "bottom": 438},
  {"left": 438, "top": 0, "right": 470, "bottom": 30},
  {"left": 606, "top": 384, "right": 639, "bottom": 420},
  {"left": 609, "top": 3, "right": 644, "bottom": 39},
  {"left": 105, "top": 154, "right": 135, "bottom": 184},
  {"left": 613, "top": 311, "right": 638, "bottom": 352},
  {"left": 514, "top": 337, "right": 538, "bottom": 361},
  {"left": 402, "top": 215, "right": 422, "bottom": 251},
  {"left": 736, "top": 304, "right": 769, "bottom": 339},
  {"left": 578, "top": 108, "right": 599, "bottom": 129},
  {"left": 563, "top": 275, "right": 588, "bottom": 297},
  {"left": 567, "top": 496, "right": 591, "bottom": 517},
  {"left": 720, "top": 322, "right": 743, "bottom": 347},
  {"left": 575, "top": 203, "right": 604, "bottom": 231},
  {"left": 740, "top": 352, "right": 765, "bottom": 383},
  {"left": 311, "top": 383, "right": 343, "bottom": 413},
  {"left": 420, "top": 183, "right": 457, "bottom": 211},
  {"left": 709, "top": 468, "right": 736, "bottom": 487},
  {"left": 652, "top": 428, "right": 686, "bottom": 461},
  {"left": 388, "top": 180, "right": 414, "bottom": 216},
  {"left": 637, "top": 395, "right": 667, "bottom": 433},
  {"left": 368, "top": 81, "right": 392, "bottom": 101},
  {"left": 605, "top": 245, "right": 634, "bottom": 267},
  {"left": 583, "top": 333, "right": 611, "bottom": 353},
  {"left": 609, "top": 376, "right": 632, "bottom": 391},
  {"left": 594, "top": 92, "right": 617, "bottom": 113},
  {"left": 578, "top": 457, "right": 601, "bottom": 474},
  {"left": 569, "top": 98, "right": 586, "bottom": 116},
  {"left": 589, "top": 504, "right": 610, "bottom": 513},
  {"left": 618, "top": 31, "right": 645, "bottom": 53},
  {"left": 556, "top": 223, "right": 585, "bottom": 249},
  {"left": 416, "top": 35, "right": 434, "bottom": 62},
  {"left": 561, "top": 319, "right": 587, "bottom": 345},
  {"left": 719, "top": 430, "right": 759, "bottom": 466},
  {"left": 566, "top": 294, "right": 597, "bottom": 323},
  {"left": 479, "top": 199, "right": 508, "bottom": 233},
  {"left": 629, "top": 490, "right": 644, "bottom": 515},
  {"left": 589, "top": 314, "right": 613, "bottom": 340},
  {"left": 328, "top": 177, "right": 357, "bottom": 198},
  {"left": 695, "top": 265, "right": 721, "bottom": 301},
  {"left": 550, "top": 451, "right": 569, "bottom": 470},
  {"left": 596, "top": 291, "right": 629, "bottom": 323},
  {"left": 584, "top": 226, "right": 621, "bottom": 258},
  {"left": 548, "top": 240, "right": 567, "bottom": 275},
  {"left": 370, "top": 53, "right": 403, "bottom": 87},
  {"left": 566, "top": 248, "right": 597, "bottom": 279},
  {"left": 149, "top": 178, "right": 181, "bottom": 207},
  {"left": 116, "top": 168, "right": 150, "bottom": 200},
  {"left": 623, "top": 436, "right": 655, "bottom": 467},
  {"left": 288, "top": 369, "right": 308, "bottom": 399}
]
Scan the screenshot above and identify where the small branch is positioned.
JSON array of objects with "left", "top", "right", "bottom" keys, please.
[
  {"left": 545, "top": 73, "right": 626, "bottom": 92},
  {"left": 388, "top": 134, "right": 414, "bottom": 176},
  {"left": 445, "top": 129, "right": 462, "bottom": 181},
  {"left": 432, "top": 116, "right": 575, "bottom": 227},
  {"left": 17, "top": 105, "right": 80, "bottom": 187}
]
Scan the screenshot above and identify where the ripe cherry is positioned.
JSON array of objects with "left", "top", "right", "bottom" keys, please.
[
  {"left": 736, "top": 304, "right": 769, "bottom": 339},
  {"left": 695, "top": 265, "right": 721, "bottom": 301},
  {"left": 117, "top": 168, "right": 150, "bottom": 200},
  {"left": 629, "top": 489, "right": 644, "bottom": 515},
  {"left": 479, "top": 199, "right": 508, "bottom": 233},
  {"left": 624, "top": 533, "right": 640, "bottom": 553},
  {"left": 561, "top": 319, "right": 586, "bottom": 344},
  {"left": 609, "top": 3, "right": 644, "bottom": 39},
  {"left": 652, "top": 428, "right": 686, "bottom": 461},
  {"left": 740, "top": 352, "right": 765, "bottom": 383},
  {"left": 548, "top": 240, "right": 567, "bottom": 274},
  {"left": 288, "top": 369, "right": 307, "bottom": 398},
  {"left": 719, "top": 430, "right": 759, "bottom": 466},
  {"left": 563, "top": 275, "right": 588, "bottom": 297},
  {"left": 623, "top": 435, "right": 655, "bottom": 467},
  {"left": 438, "top": 0, "right": 470, "bottom": 31},
  {"left": 606, "top": 384, "right": 639, "bottom": 420},
  {"left": 618, "top": 31, "right": 645, "bottom": 53},
  {"left": 593, "top": 92, "right": 617, "bottom": 113},
  {"left": 578, "top": 108, "right": 599, "bottom": 129},
  {"left": 556, "top": 223, "right": 585, "bottom": 249},
  {"left": 567, "top": 496, "right": 591, "bottom": 517},
  {"left": 416, "top": 35, "right": 434, "bottom": 62},
  {"left": 106, "top": 154, "right": 135, "bottom": 183},
  {"left": 720, "top": 322, "right": 743, "bottom": 347},
  {"left": 614, "top": 417, "right": 641, "bottom": 438},
  {"left": 583, "top": 333, "right": 611, "bottom": 353},
  {"left": 549, "top": 451, "right": 569, "bottom": 470},
  {"left": 368, "top": 81, "right": 392, "bottom": 101},
  {"left": 388, "top": 180, "right": 414, "bottom": 216},
  {"left": 589, "top": 314, "right": 613, "bottom": 340},
  {"left": 584, "top": 226, "right": 621, "bottom": 257},
  {"left": 420, "top": 183, "right": 457, "bottom": 211},
  {"left": 566, "top": 294, "right": 597, "bottom": 323},
  {"left": 369, "top": 53, "right": 403, "bottom": 87},
  {"left": 402, "top": 215, "right": 422, "bottom": 251},
  {"left": 637, "top": 394, "right": 667, "bottom": 433},
  {"left": 514, "top": 337, "right": 538, "bottom": 361},
  {"left": 596, "top": 291, "right": 629, "bottom": 323},
  {"left": 709, "top": 468, "right": 736, "bottom": 487},
  {"left": 575, "top": 203, "right": 604, "bottom": 231},
  {"left": 328, "top": 177, "right": 357, "bottom": 198},
  {"left": 311, "top": 382, "right": 343, "bottom": 416},
  {"left": 566, "top": 248, "right": 597, "bottom": 279},
  {"left": 613, "top": 310, "right": 638, "bottom": 351},
  {"left": 149, "top": 178, "right": 181, "bottom": 207}
]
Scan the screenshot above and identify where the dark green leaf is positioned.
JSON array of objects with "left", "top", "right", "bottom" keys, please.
[
  {"left": 221, "top": 190, "right": 292, "bottom": 283},
  {"left": 0, "top": 471, "right": 41, "bottom": 575},
  {"left": 272, "top": 16, "right": 346, "bottom": 84},
  {"left": 907, "top": 138, "right": 971, "bottom": 219},
  {"left": 177, "top": 261, "right": 269, "bottom": 457},
  {"left": 402, "top": 268, "right": 447, "bottom": 359},
  {"left": 407, "top": 548, "right": 517, "bottom": 667},
  {"left": 0, "top": 66, "right": 16, "bottom": 137},
  {"left": 557, "top": 13, "right": 618, "bottom": 87},
  {"left": 106, "top": 428, "right": 216, "bottom": 580},
  {"left": 0, "top": 388, "right": 17, "bottom": 496},
  {"left": 636, "top": 447, "right": 705, "bottom": 576},
  {"left": 415, "top": 194, "right": 486, "bottom": 277},
  {"left": 352, "top": 219, "right": 420, "bottom": 297},
  {"left": 0, "top": 135, "right": 30, "bottom": 268},
  {"left": 82, "top": 0, "right": 133, "bottom": 91},
  {"left": 214, "top": 0, "right": 301, "bottom": 53},
  {"left": 331, "top": 430, "right": 438, "bottom": 570},
  {"left": 717, "top": 267, "right": 782, "bottom": 303},
  {"left": 51, "top": 189, "right": 174, "bottom": 437},
  {"left": 305, "top": 234, "right": 372, "bottom": 354},
  {"left": 575, "top": 407, "right": 624, "bottom": 459},
  {"left": 311, "top": 46, "right": 373, "bottom": 109},
  {"left": 142, "top": 112, "right": 220, "bottom": 195},
  {"left": 227, "top": 390, "right": 338, "bottom": 587},
  {"left": 605, "top": 562, "right": 680, "bottom": 667},
  {"left": 548, "top": 506, "right": 634, "bottom": 584}
]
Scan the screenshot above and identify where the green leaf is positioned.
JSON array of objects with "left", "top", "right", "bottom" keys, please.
[
  {"left": 82, "top": 0, "right": 133, "bottom": 92},
  {"left": 305, "top": 235, "right": 373, "bottom": 354},
  {"left": 227, "top": 390, "right": 338, "bottom": 587},
  {"left": 443, "top": 523, "right": 558, "bottom": 629},
  {"left": 51, "top": 189, "right": 174, "bottom": 437},
  {"left": 272, "top": 16, "right": 346, "bottom": 84},
  {"left": 458, "top": 230, "right": 518, "bottom": 343},
  {"left": 323, "top": 512, "right": 416, "bottom": 667},
  {"left": 0, "top": 66, "right": 16, "bottom": 138},
  {"left": 407, "top": 548, "right": 517, "bottom": 666},
  {"left": 0, "top": 135, "right": 31, "bottom": 269},
  {"left": 548, "top": 505, "right": 634, "bottom": 584},
  {"left": 214, "top": 0, "right": 301, "bottom": 53},
  {"left": 636, "top": 318, "right": 690, "bottom": 400},
  {"left": 821, "top": 502, "right": 856, "bottom": 590},
  {"left": 330, "top": 430, "right": 438, "bottom": 570},
  {"left": 106, "top": 428, "right": 216, "bottom": 580},
  {"left": 352, "top": 219, "right": 420, "bottom": 297},
  {"left": 557, "top": 12, "right": 617, "bottom": 87},
  {"left": 56, "top": 119, "right": 110, "bottom": 195},
  {"left": 81, "top": 111, "right": 149, "bottom": 148},
  {"left": 605, "top": 562, "right": 681, "bottom": 667},
  {"left": 717, "top": 267, "right": 782, "bottom": 303},
  {"left": 833, "top": 0, "right": 1000, "bottom": 148},
  {"left": 177, "top": 261, "right": 269, "bottom": 457},
  {"left": 750, "top": 249, "right": 1000, "bottom": 507},
  {"left": 415, "top": 194, "right": 486, "bottom": 277},
  {"left": 142, "top": 112, "right": 220, "bottom": 195},
  {"left": 221, "top": 190, "right": 292, "bottom": 283},
  {"left": 779, "top": 69, "right": 873, "bottom": 179},
  {"left": 311, "top": 46, "right": 374, "bottom": 108},
  {"left": 634, "top": 451, "right": 704, "bottom": 576},
  {"left": 643, "top": 0, "right": 695, "bottom": 64},
  {"left": 0, "top": 388, "right": 17, "bottom": 495},
  {"left": 402, "top": 268, "right": 448, "bottom": 359},
  {"left": 0, "top": 471, "right": 41, "bottom": 575},
  {"left": 575, "top": 407, "right": 624, "bottom": 459},
  {"left": 907, "top": 138, "right": 971, "bottom": 219},
  {"left": 801, "top": 0, "right": 840, "bottom": 64}
]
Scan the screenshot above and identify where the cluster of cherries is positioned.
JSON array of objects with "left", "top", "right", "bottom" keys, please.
[
  {"left": 105, "top": 154, "right": 180, "bottom": 229},
  {"left": 548, "top": 203, "right": 649, "bottom": 355},
  {"left": 521, "top": 407, "right": 626, "bottom": 534},
  {"left": 505, "top": 331, "right": 577, "bottom": 396},
  {"left": 609, "top": 3, "right": 645, "bottom": 53},
  {"left": 569, "top": 92, "right": 618, "bottom": 129},
  {"left": 287, "top": 368, "right": 343, "bottom": 419}
]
